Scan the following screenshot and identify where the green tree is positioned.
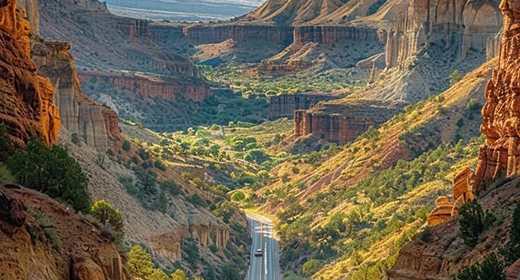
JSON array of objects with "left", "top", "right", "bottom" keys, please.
[
  {"left": 243, "top": 149, "right": 270, "bottom": 164},
  {"left": 160, "top": 180, "right": 181, "bottom": 196},
  {"left": 302, "top": 259, "right": 322, "bottom": 277},
  {"left": 148, "top": 269, "right": 169, "bottom": 280},
  {"left": 0, "top": 122, "right": 10, "bottom": 162},
  {"left": 453, "top": 253, "right": 505, "bottom": 280},
  {"left": 171, "top": 269, "right": 188, "bottom": 280},
  {"left": 127, "top": 245, "right": 155, "bottom": 279},
  {"left": 8, "top": 139, "right": 91, "bottom": 212},
  {"left": 450, "top": 70, "right": 462, "bottom": 86},
  {"left": 157, "top": 191, "right": 167, "bottom": 213},
  {"left": 459, "top": 199, "right": 496, "bottom": 247},
  {"left": 122, "top": 140, "right": 131, "bottom": 151},
  {"left": 231, "top": 191, "right": 245, "bottom": 202},
  {"left": 221, "top": 265, "right": 241, "bottom": 280},
  {"left": 91, "top": 200, "right": 124, "bottom": 232},
  {"left": 135, "top": 168, "right": 157, "bottom": 194}
]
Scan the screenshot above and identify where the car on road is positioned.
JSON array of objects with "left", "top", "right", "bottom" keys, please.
[{"left": 254, "top": 249, "right": 262, "bottom": 257}]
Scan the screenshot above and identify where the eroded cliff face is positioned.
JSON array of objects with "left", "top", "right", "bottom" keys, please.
[
  {"left": 294, "top": 25, "right": 381, "bottom": 44},
  {"left": 183, "top": 24, "right": 294, "bottom": 44},
  {"left": 294, "top": 100, "right": 397, "bottom": 145},
  {"left": 78, "top": 72, "right": 212, "bottom": 102},
  {"left": 0, "top": 185, "right": 127, "bottom": 280},
  {"left": 388, "top": 1, "right": 520, "bottom": 278},
  {"left": 473, "top": 0, "right": 520, "bottom": 194},
  {"left": 32, "top": 41, "right": 120, "bottom": 151},
  {"left": 268, "top": 93, "right": 338, "bottom": 119},
  {"left": 0, "top": 0, "right": 60, "bottom": 148},
  {"left": 385, "top": 0, "right": 502, "bottom": 69}
]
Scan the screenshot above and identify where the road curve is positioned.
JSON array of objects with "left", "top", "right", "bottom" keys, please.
[{"left": 246, "top": 213, "right": 282, "bottom": 280}]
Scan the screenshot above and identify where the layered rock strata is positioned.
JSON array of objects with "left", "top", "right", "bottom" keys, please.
[
  {"left": 268, "top": 93, "right": 338, "bottom": 119},
  {"left": 0, "top": 0, "right": 60, "bottom": 148},
  {"left": 294, "top": 26, "right": 381, "bottom": 44},
  {"left": 385, "top": 0, "right": 502, "bottom": 69},
  {"left": 79, "top": 72, "right": 212, "bottom": 102},
  {"left": 183, "top": 25, "right": 294, "bottom": 44},
  {"left": 32, "top": 41, "right": 120, "bottom": 151},
  {"left": 294, "top": 101, "right": 397, "bottom": 145}
]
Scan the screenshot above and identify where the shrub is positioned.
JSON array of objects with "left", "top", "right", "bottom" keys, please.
[
  {"left": 0, "top": 164, "right": 15, "bottom": 183},
  {"left": 209, "top": 244, "right": 218, "bottom": 253},
  {"left": 452, "top": 253, "right": 505, "bottom": 280},
  {"left": 450, "top": 70, "right": 462, "bottom": 86},
  {"left": 160, "top": 180, "right": 181, "bottom": 196},
  {"left": 231, "top": 191, "right": 246, "bottom": 202},
  {"left": 182, "top": 238, "right": 201, "bottom": 267},
  {"left": 127, "top": 245, "right": 155, "bottom": 278},
  {"left": 122, "top": 140, "right": 131, "bottom": 151},
  {"left": 71, "top": 132, "right": 80, "bottom": 145},
  {"left": 171, "top": 270, "right": 189, "bottom": 280},
  {"left": 302, "top": 259, "right": 322, "bottom": 277},
  {"left": 9, "top": 139, "right": 91, "bottom": 212},
  {"left": 459, "top": 199, "right": 496, "bottom": 247},
  {"left": 91, "top": 200, "right": 124, "bottom": 232},
  {"left": 156, "top": 191, "right": 167, "bottom": 213},
  {"left": 221, "top": 265, "right": 241, "bottom": 280},
  {"left": 34, "top": 211, "right": 61, "bottom": 249},
  {"left": 148, "top": 269, "right": 170, "bottom": 280}
]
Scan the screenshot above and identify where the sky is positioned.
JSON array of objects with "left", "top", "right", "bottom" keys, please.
[{"left": 103, "top": 0, "right": 266, "bottom": 22}]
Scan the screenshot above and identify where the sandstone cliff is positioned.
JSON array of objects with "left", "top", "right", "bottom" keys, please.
[
  {"left": 0, "top": 0, "right": 60, "bottom": 148},
  {"left": 268, "top": 93, "right": 338, "bottom": 119},
  {"left": 388, "top": 1, "right": 520, "bottom": 278},
  {"left": 294, "top": 99, "right": 398, "bottom": 145},
  {"left": 0, "top": 185, "right": 127, "bottom": 280},
  {"left": 32, "top": 41, "right": 120, "bottom": 152}
]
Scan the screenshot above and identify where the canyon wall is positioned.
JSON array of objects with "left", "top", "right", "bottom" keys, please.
[
  {"left": 79, "top": 72, "right": 212, "bottom": 102},
  {"left": 182, "top": 24, "right": 294, "bottom": 44},
  {"left": 472, "top": 0, "right": 520, "bottom": 195},
  {"left": 0, "top": 1, "right": 60, "bottom": 148},
  {"left": 384, "top": 0, "right": 502, "bottom": 69},
  {"left": 294, "top": 25, "right": 381, "bottom": 44},
  {"left": 32, "top": 41, "right": 121, "bottom": 152},
  {"left": 388, "top": 1, "right": 520, "bottom": 279},
  {"left": 294, "top": 102, "right": 397, "bottom": 145},
  {"left": 268, "top": 93, "right": 337, "bottom": 119}
]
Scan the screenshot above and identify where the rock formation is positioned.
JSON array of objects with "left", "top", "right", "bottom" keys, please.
[
  {"left": 384, "top": 0, "right": 502, "bottom": 69},
  {"left": 79, "top": 72, "right": 212, "bottom": 102},
  {"left": 32, "top": 41, "right": 120, "bottom": 151},
  {"left": 294, "top": 26, "right": 381, "bottom": 44},
  {"left": 268, "top": 93, "right": 338, "bottom": 119},
  {"left": 0, "top": 0, "right": 60, "bottom": 148},
  {"left": 425, "top": 0, "right": 520, "bottom": 236},
  {"left": 294, "top": 100, "right": 397, "bottom": 145},
  {"left": 0, "top": 185, "right": 127, "bottom": 280},
  {"left": 427, "top": 167, "right": 474, "bottom": 226},
  {"left": 182, "top": 24, "right": 294, "bottom": 44}
]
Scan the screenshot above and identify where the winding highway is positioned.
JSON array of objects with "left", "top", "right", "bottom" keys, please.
[{"left": 246, "top": 213, "right": 282, "bottom": 280}]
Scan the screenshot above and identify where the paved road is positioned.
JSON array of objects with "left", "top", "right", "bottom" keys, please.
[{"left": 246, "top": 213, "right": 282, "bottom": 280}]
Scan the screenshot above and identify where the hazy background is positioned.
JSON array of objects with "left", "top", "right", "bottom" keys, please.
[{"left": 104, "top": 0, "right": 265, "bottom": 22}]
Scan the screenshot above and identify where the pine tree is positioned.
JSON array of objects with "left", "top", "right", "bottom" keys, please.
[
  {"left": 127, "top": 245, "right": 155, "bottom": 279},
  {"left": 91, "top": 200, "right": 124, "bottom": 232}
]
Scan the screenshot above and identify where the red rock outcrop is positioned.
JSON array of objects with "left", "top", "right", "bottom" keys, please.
[
  {"left": 116, "top": 18, "right": 150, "bottom": 40},
  {"left": 294, "top": 101, "right": 397, "bottom": 145},
  {"left": 0, "top": 185, "right": 127, "bottom": 280},
  {"left": 268, "top": 93, "right": 337, "bottom": 119},
  {"left": 0, "top": 0, "right": 60, "bottom": 148},
  {"left": 79, "top": 72, "right": 212, "bottom": 102},
  {"left": 32, "top": 41, "right": 121, "bottom": 151},
  {"left": 472, "top": 0, "right": 520, "bottom": 195},
  {"left": 385, "top": 0, "right": 502, "bottom": 69}
]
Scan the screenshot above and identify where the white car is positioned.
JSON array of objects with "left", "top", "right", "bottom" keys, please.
[{"left": 254, "top": 249, "right": 262, "bottom": 257}]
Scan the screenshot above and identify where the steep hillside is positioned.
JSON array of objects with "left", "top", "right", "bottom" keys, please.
[
  {"left": 0, "top": 185, "right": 128, "bottom": 280},
  {"left": 258, "top": 58, "right": 495, "bottom": 279}
]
